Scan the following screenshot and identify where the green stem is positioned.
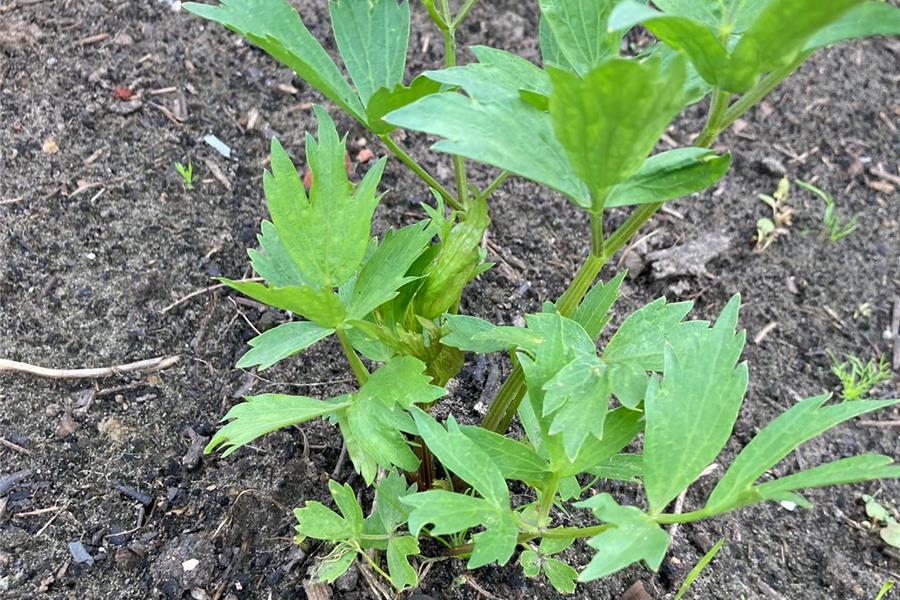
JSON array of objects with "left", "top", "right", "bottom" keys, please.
[
  {"left": 589, "top": 211, "right": 604, "bottom": 257},
  {"left": 337, "top": 328, "right": 369, "bottom": 385},
  {"left": 719, "top": 53, "right": 809, "bottom": 131},
  {"left": 447, "top": 524, "right": 611, "bottom": 557},
  {"left": 480, "top": 171, "right": 509, "bottom": 201},
  {"left": 537, "top": 474, "right": 560, "bottom": 523},
  {"left": 653, "top": 507, "right": 721, "bottom": 524},
  {"left": 451, "top": 0, "right": 479, "bottom": 29},
  {"left": 695, "top": 88, "right": 730, "bottom": 148},
  {"left": 440, "top": 17, "right": 469, "bottom": 207},
  {"left": 378, "top": 134, "right": 462, "bottom": 211}
]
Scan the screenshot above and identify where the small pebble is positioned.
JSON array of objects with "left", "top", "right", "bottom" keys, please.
[{"left": 68, "top": 541, "right": 94, "bottom": 566}]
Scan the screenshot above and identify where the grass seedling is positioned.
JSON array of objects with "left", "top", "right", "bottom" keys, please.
[
  {"left": 180, "top": 0, "right": 900, "bottom": 593},
  {"left": 797, "top": 179, "right": 859, "bottom": 242},
  {"left": 756, "top": 177, "right": 793, "bottom": 251},
  {"left": 828, "top": 351, "right": 892, "bottom": 401},
  {"left": 174, "top": 160, "right": 194, "bottom": 191},
  {"left": 876, "top": 581, "right": 895, "bottom": 600},
  {"left": 673, "top": 538, "right": 725, "bottom": 600}
]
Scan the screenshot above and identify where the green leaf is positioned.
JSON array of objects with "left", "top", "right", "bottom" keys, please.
[
  {"left": 207, "top": 394, "right": 348, "bottom": 456},
  {"left": 265, "top": 110, "right": 384, "bottom": 290},
  {"left": 184, "top": 0, "right": 365, "bottom": 122},
  {"left": 804, "top": 1, "right": 900, "bottom": 51},
  {"left": 537, "top": 0, "right": 627, "bottom": 75},
  {"left": 520, "top": 549, "right": 541, "bottom": 577},
  {"left": 459, "top": 425, "right": 550, "bottom": 486},
  {"left": 329, "top": 479, "right": 365, "bottom": 533},
  {"left": 220, "top": 279, "right": 346, "bottom": 328},
  {"left": 608, "top": 3, "right": 728, "bottom": 92},
  {"left": 373, "top": 470, "right": 417, "bottom": 531},
  {"left": 236, "top": 321, "right": 334, "bottom": 371},
  {"left": 602, "top": 297, "right": 702, "bottom": 409},
  {"left": 411, "top": 409, "right": 509, "bottom": 506},
  {"left": 314, "top": 546, "right": 357, "bottom": 583},
  {"left": 565, "top": 407, "right": 644, "bottom": 477},
  {"left": 724, "top": 0, "right": 863, "bottom": 92},
  {"left": 294, "top": 502, "right": 352, "bottom": 541},
  {"left": 542, "top": 354, "right": 611, "bottom": 460},
  {"left": 345, "top": 397, "right": 419, "bottom": 474},
  {"left": 416, "top": 195, "right": 492, "bottom": 320},
  {"left": 360, "top": 356, "right": 445, "bottom": 409},
  {"left": 590, "top": 453, "right": 643, "bottom": 483},
  {"left": 346, "top": 220, "right": 433, "bottom": 320},
  {"left": 539, "top": 15, "right": 573, "bottom": 71},
  {"left": 426, "top": 46, "right": 552, "bottom": 102},
  {"left": 544, "top": 558, "right": 579, "bottom": 594},
  {"left": 442, "top": 314, "right": 509, "bottom": 354},
  {"left": 706, "top": 395, "right": 899, "bottom": 511},
  {"left": 366, "top": 75, "right": 442, "bottom": 133},
  {"left": 643, "top": 295, "right": 748, "bottom": 513},
  {"left": 572, "top": 272, "right": 626, "bottom": 340},
  {"left": 403, "top": 490, "right": 518, "bottom": 568},
  {"left": 386, "top": 535, "right": 419, "bottom": 590},
  {"left": 606, "top": 148, "right": 732, "bottom": 208},
  {"left": 549, "top": 57, "right": 687, "bottom": 209},
  {"left": 385, "top": 94, "right": 589, "bottom": 204},
  {"left": 753, "top": 455, "right": 900, "bottom": 503},
  {"left": 576, "top": 493, "right": 669, "bottom": 581},
  {"left": 328, "top": 0, "right": 409, "bottom": 106},
  {"left": 248, "top": 221, "right": 314, "bottom": 287},
  {"left": 336, "top": 409, "right": 379, "bottom": 485}
]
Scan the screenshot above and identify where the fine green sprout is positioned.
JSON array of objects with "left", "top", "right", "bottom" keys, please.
[
  {"left": 797, "top": 179, "right": 859, "bottom": 242},
  {"left": 174, "top": 160, "right": 194, "bottom": 191}
]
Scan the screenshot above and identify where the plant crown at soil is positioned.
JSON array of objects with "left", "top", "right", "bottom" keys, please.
[{"left": 184, "top": 0, "right": 900, "bottom": 593}]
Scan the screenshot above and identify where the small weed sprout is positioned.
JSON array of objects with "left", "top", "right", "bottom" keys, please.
[
  {"left": 796, "top": 179, "right": 859, "bottom": 242},
  {"left": 174, "top": 160, "right": 194, "bottom": 190},
  {"left": 828, "top": 351, "right": 892, "bottom": 401},
  {"left": 862, "top": 495, "right": 900, "bottom": 550},
  {"left": 756, "top": 177, "right": 793, "bottom": 251},
  {"left": 876, "top": 581, "right": 895, "bottom": 600}
]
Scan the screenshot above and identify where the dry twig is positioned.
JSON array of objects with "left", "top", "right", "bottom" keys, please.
[{"left": 0, "top": 355, "right": 179, "bottom": 380}]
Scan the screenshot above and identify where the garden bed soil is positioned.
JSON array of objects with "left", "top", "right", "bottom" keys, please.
[{"left": 1, "top": 1, "right": 899, "bottom": 599}]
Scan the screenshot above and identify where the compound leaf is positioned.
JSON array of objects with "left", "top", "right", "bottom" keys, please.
[
  {"left": 643, "top": 295, "right": 748, "bottom": 513},
  {"left": 265, "top": 110, "right": 384, "bottom": 290},
  {"left": 373, "top": 470, "right": 417, "bottom": 532},
  {"left": 543, "top": 354, "right": 611, "bottom": 460},
  {"left": 314, "top": 548, "right": 356, "bottom": 583},
  {"left": 208, "top": 394, "right": 350, "bottom": 457},
  {"left": 294, "top": 502, "right": 352, "bottom": 541},
  {"left": 236, "top": 321, "right": 334, "bottom": 371},
  {"left": 549, "top": 57, "right": 687, "bottom": 209},
  {"left": 184, "top": 0, "right": 365, "bottom": 121},
  {"left": 577, "top": 494, "right": 669, "bottom": 581},
  {"left": 572, "top": 272, "right": 626, "bottom": 340},
  {"left": 706, "top": 394, "right": 899, "bottom": 511},
  {"left": 329, "top": 0, "right": 409, "bottom": 106}
]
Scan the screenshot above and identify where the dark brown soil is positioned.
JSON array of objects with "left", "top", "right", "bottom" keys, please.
[{"left": 1, "top": 1, "right": 899, "bottom": 599}]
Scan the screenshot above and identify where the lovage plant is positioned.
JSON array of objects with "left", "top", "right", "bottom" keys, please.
[{"left": 185, "top": 0, "right": 900, "bottom": 593}]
